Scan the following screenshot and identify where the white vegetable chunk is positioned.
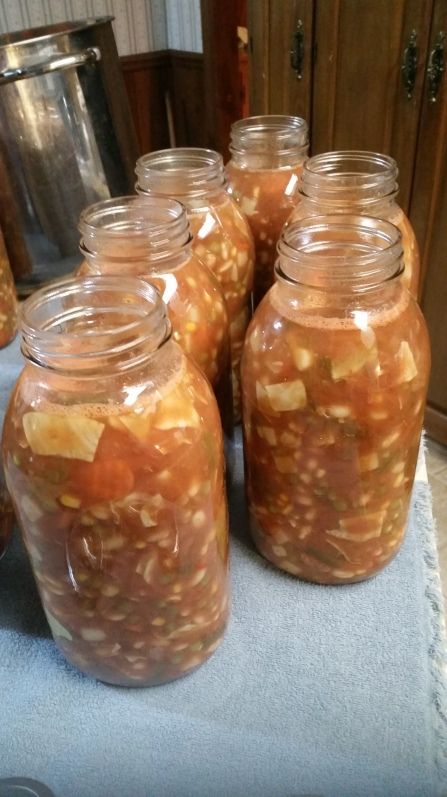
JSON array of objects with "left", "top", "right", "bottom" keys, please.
[
  {"left": 396, "top": 341, "right": 417, "bottom": 384},
  {"left": 23, "top": 412, "right": 104, "bottom": 462},
  {"left": 264, "top": 380, "right": 307, "bottom": 411}
]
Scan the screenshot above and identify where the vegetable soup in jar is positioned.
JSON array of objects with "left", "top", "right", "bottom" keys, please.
[
  {"left": 136, "top": 148, "right": 254, "bottom": 422},
  {"left": 287, "top": 151, "right": 420, "bottom": 298},
  {"left": 241, "top": 216, "right": 430, "bottom": 584},
  {"left": 2, "top": 276, "right": 230, "bottom": 685},
  {"left": 226, "top": 115, "right": 309, "bottom": 306},
  {"left": 78, "top": 195, "right": 233, "bottom": 455}
]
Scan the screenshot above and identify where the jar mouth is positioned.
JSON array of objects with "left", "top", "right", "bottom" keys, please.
[
  {"left": 229, "top": 115, "right": 309, "bottom": 155},
  {"left": 276, "top": 215, "right": 404, "bottom": 292},
  {"left": 301, "top": 151, "right": 398, "bottom": 202},
  {"left": 135, "top": 148, "right": 225, "bottom": 199},
  {"left": 79, "top": 195, "right": 191, "bottom": 257},
  {"left": 20, "top": 275, "right": 171, "bottom": 373}
]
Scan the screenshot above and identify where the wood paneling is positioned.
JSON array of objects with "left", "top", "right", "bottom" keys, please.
[
  {"left": 170, "top": 51, "right": 207, "bottom": 147},
  {"left": 121, "top": 50, "right": 205, "bottom": 156},
  {"left": 121, "top": 52, "right": 171, "bottom": 155}
]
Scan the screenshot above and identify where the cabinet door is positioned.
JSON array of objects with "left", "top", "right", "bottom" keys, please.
[
  {"left": 311, "top": 0, "right": 433, "bottom": 211},
  {"left": 409, "top": 0, "right": 447, "bottom": 443},
  {"left": 248, "top": 0, "right": 314, "bottom": 123},
  {"left": 248, "top": 0, "right": 433, "bottom": 211}
]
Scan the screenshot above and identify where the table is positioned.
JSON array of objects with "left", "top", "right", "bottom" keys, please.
[{"left": 1, "top": 336, "right": 446, "bottom": 797}]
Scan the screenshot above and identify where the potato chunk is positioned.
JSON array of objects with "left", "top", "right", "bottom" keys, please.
[
  {"left": 153, "top": 389, "right": 200, "bottom": 430},
  {"left": 23, "top": 412, "right": 104, "bottom": 462},
  {"left": 264, "top": 380, "right": 307, "bottom": 412}
]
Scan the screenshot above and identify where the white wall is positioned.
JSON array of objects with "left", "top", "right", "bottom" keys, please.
[
  {"left": 166, "top": 0, "right": 202, "bottom": 52},
  {"left": 0, "top": 0, "right": 202, "bottom": 55}
]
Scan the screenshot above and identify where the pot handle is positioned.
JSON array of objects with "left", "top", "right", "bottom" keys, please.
[{"left": 0, "top": 46, "right": 101, "bottom": 85}]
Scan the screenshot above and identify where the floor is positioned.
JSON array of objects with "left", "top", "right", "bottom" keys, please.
[{"left": 426, "top": 436, "right": 447, "bottom": 604}]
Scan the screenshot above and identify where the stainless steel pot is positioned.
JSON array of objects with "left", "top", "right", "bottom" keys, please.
[{"left": 0, "top": 18, "right": 139, "bottom": 294}]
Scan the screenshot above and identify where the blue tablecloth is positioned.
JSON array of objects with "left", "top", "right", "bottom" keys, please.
[{"left": 1, "top": 335, "right": 447, "bottom": 797}]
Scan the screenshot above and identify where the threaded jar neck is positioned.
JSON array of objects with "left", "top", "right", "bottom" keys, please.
[
  {"left": 300, "top": 151, "right": 398, "bottom": 207},
  {"left": 20, "top": 276, "right": 171, "bottom": 373},
  {"left": 135, "top": 148, "right": 226, "bottom": 204},
  {"left": 79, "top": 195, "right": 191, "bottom": 262},
  {"left": 229, "top": 115, "right": 309, "bottom": 168},
  {"left": 277, "top": 215, "right": 404, "bottom": 293}
]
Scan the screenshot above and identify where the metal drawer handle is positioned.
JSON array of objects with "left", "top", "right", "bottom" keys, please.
[
  {"left": 0, "top": 46, "right": 101, "bottom": 85},
  {"left": 290, "top": 20, "right": 304, "bottom": 79},
  {"left": 427, "top": 31, "right": 445, "bottom": 103},
  {"left": 402, "top": 30, "right": 418, "bottom": 99}
]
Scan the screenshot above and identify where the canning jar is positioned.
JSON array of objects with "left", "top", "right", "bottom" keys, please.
[
  {"left": 226, "top": 115, "right": 309, "bottom": 306},
  {"left": 0, "top": 226, "right": 17, "bottom": 348},
  {"left": 241, "top": 216, "right": 430, "bottom": 584},
  {"left": 2, "top": 276, "right": 230, "bottom": 685},
  {"left": 135, "top": 148, "right": 254, "bottom": 422},
  {"left": 288, "top": 151, "right": 420, "bottom": 298},
  {"left": 78, "top": 195, "right": 233, "bottom": 446}
]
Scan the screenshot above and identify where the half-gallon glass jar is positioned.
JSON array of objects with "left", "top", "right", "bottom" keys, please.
[
  {"left": 226, "top": 115, "right": 309, "bottom": 306},
  {"left": 78, "top": 195, "right": 233, "bottom": 446},
  {"left": 2, "top": 276, "right": 230, "bottom": 685},
  {"left": 241, "top": 216, "right": 430, "bottom": 584},
  {"left": 136, "top": 148, "right": 254, "bottom": 422},
  {"left": 287, "top": 151, "right": 420, "bottom": 297}
]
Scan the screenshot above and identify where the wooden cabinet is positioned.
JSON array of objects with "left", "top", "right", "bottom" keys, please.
[
  {"left": 409, "top": 1, "right": 447, "bottom": 443},
  {"left": 247, "top": 0, "right": 447, "bottom": 443}
]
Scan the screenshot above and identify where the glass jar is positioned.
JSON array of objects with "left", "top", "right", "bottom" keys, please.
[
  {"left": 226, "top": 115, "right": 309, "bottom": 306},
  {"left": 135, "top": 148, "right": 254, "bottom": 422},
  {"left": 241, "top": 216, "right": 430, "bottom": 584},
  {"left": 0, "top": 226, "right": 17, "bottom": 348},
  {"left": 288, "top": 151, "right": 420, "bottom": 298},
  {"left": 2, "top": 276, "right": 229, "bottom": 685},
  {"left": 78, "top": 195, "right": 233, "bottom": 448}
]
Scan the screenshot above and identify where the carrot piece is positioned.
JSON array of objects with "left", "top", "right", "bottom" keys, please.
[{"left": 71, "top": 458, "right": 135, "bottom": 502}]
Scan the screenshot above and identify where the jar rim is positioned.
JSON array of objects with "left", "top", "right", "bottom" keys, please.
[
  {"left": 230, "top": 114, "right": 309, "bottom": 156},
  {"left": 135, "top": 148, "right": 225, "bottom": 199},
  {"left": 301, "top": 151, "right": 398, "bottom": 200},
  {"left": 79, "top": 195, "right": 187, "bottom": 237},
  {"left": 79, "top": 195, "right": 191, "bottom": 258},
  {"left": 277, "top": 215, "right": 404, "bottom": 292},
  {"left": 20, "top": 275, "right": 171, "bottom": 373}
]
